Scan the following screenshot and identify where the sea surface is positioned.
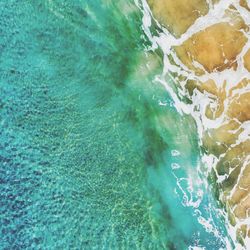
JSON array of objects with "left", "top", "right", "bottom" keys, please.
[{"left": 0, "top": 1, "right": 233, "bottom": 249}]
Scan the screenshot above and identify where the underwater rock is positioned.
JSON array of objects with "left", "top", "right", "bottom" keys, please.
[
  {"left": 174, "top": 22, "right": 247, "bottom": 75},
  {"left": 240, "top": 0, "right": 250, "bottom": 11},
  {"left": 174, "top": 8, "right": 248, "bottom": 75},
  {"left": 147, "top": 0, "right": 209, "bottom": 37},
  {"left": 146, "top": 0, "right": 250, "bottom": 244},
  {"left": 244, "top": 48, "right": 250, "bottom": 72}
]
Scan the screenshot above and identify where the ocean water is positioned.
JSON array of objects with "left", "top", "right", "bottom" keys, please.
[{"left": 0, "top": 1, "right": 232, "bottom": 249}]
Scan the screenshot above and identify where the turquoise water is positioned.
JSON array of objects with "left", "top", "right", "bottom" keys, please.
[{"left": 0, "top": 1, "right": 231, "bottom": 249}]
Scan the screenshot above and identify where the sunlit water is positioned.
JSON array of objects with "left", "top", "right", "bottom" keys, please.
[{"left": 0, "top": 1, "right": 233, "bottom": 249}]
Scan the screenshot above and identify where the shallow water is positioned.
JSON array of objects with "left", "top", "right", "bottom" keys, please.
[{"left": 0, "top": 1, "right": 233, "bottom": 249}]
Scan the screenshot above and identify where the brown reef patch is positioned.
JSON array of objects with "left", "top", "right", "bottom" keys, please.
[
  {"left": 244, "top": 48, "right": 250, "bottom": 72},
  {"left": 147, "top": 0, "right": 209, "bottom": 37},
  {"left": 174, "top": 22, "right": 247, "bottom": 75}
]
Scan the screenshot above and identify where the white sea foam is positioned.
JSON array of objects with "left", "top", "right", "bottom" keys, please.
[{"left": 135, "top": 0, "right": 250, "bottom": 248}]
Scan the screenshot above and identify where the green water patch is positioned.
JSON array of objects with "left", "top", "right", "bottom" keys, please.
[{"left": 0, "top": 0, "right": 230, "bottom": 249}]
